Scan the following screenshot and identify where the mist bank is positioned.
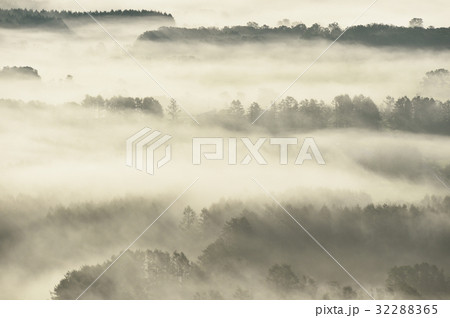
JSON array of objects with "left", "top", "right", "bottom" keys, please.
[
  {"left": 1, "top": 27, "right": 447, "bottom": 106},
  {"left": 0, "top": 8, "right": 174, "bottom": 30},
  {"left": 0, "top": 193, "right": 449, "bottom": 299},
  {"left": 1, "top": 97, "right": 449, "bottom": 206},
  {"left": 139, "top": 23, "right": 450, "bottom": 49},
  {"left": 43, "top": 196, "right": 450, "bottom": 300}
]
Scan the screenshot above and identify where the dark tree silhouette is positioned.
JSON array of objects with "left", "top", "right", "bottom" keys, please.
[
  {"left": 180, "top": 206, "right": 198, "bottom": 231},
  {"left": 0, "top": 9, "right": 173, "bottom": 30},
  {"left": 139, "top": 23, "right": 450, "bottom": 49},
  {"left": 167, "top": 99, "right": 181, "bottom": 120}
]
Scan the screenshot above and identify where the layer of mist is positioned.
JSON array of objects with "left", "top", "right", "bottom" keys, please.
[
  {"left": 0, "top": 2, "right": 449, "bottom": 300},
  {"left": 49, "top": 197, "right": 450, "bottom": 300}
]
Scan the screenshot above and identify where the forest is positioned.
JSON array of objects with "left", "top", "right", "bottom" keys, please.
[
  {"left": 0, "top": 1, "right": 449, "bottom": 302},
  {"left": 0, "top": 9, "right": 174, "bottom": 29},
  {"left": 79, "top": 85, "right": 450, "bottom": 136},
  {"left": 138, "top": 22, "right": 450, "bottom": 49},
  {"left": 43, "top": 197, "right": 450, "bottom": 299}
]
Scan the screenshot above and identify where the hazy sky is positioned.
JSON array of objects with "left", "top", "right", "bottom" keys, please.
[{"left": 1, "top": 0, "right": 449, "bottom": 28}]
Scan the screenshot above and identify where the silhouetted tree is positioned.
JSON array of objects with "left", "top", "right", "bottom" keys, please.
[
  {"left": 389, "top": 96, "right": 413, "bottom": 131},
  {"left": 352, "top": 95, "right": 381, "bottom": 128},
  {"left": 167, "top": 98, "right": 181, "bottom": 120},
  {"left": 409, "top": 18, "right": 424, "bottom": 28},
  {"left": 334, "top": 95, "right": 354, "bottom": 128},
  {"left": 142, "top": 97, "right": 163, "bottom": 116},
  {"left": 247, "top": 102, "right": 263, "bottom": 122},
  {"left": 228, "top": 99, "right": 245, "bottom": 117},
  {"left": 180, "top": 206, "right": 197, "bottom": 231},
  {"left": 171, "top": 251, "right": 191, "bottom": 283}
]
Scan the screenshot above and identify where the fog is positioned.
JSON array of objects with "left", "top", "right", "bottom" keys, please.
[
  {"left": 1, "top": 25, "right": 449, "bottom": 109},
  {"left": 2, "top": 0, "right": 449, "bottom": 28},
  {"left": 0, "top": 4, "right": 449, "bottom": 300},
  {"left": 1, "top": 99, "right": 450, "bottom": 299},
  {"left": 2, "top": 100, "right": 449, "bottom": 204}
]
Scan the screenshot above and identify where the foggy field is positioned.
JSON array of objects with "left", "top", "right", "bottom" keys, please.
[
  {"left": 1, "top": 99, "right": 450, "bottom": 299},
  {"left": 0, "top": 2, "right": 449, "bottom": 300},
  {"left": 0, "top": 26, "right": 449, "bottom": 107}
]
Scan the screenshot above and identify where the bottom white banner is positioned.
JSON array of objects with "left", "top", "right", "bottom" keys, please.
[{"left": 1, "top": 300, "right": 449, "bottom": 318}]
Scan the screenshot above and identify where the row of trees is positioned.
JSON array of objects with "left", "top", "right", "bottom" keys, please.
[
  {"left": 82, "top": 95, "right": 163, "bottom": 116},
  {"left": 53, "top": 248, "right": 362, "bottom": 300},
  {"left": 50, "top": 195, "right": 450, "bottom": 299},
  {"left": 210, "top": 94, "right": 450, "bottom": 135},
  {"left": 82, "top": 92, "right": 450, "bottom": 135},
  {"left": 139, "top": 23, "right": 450, "bottom": 49},
  {"left": 0, "top": 8, "right": 67, "bottom": 29},
  {"left": 48, "top": 9, "right": 173, "bottom": 19},
  {"left": 80, "top": 68, "right": 449, "bottom": 134},
  {"left": 0, "top": 9, "right": 173, "bottom": 29}
]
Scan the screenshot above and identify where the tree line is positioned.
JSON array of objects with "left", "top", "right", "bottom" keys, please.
[
  {"left": 225, "top": 94, "right": 450, "bottom": 135},
  {"left": 53, "top": 250, "right": 450, "bottom": 300},
  {"left": 82, "top": 91, "right": 450, "bottom": 135},
  {"left": 138, "top": 22, "right": 450, "bottom": 49},
  {"left": 0, "top": 66, "right": 40, "bottom": 79},
  {"left": 82, "top": 95, "right": 163, "bottom": 116},
  {"left": 0, "top": 9, "right": 174, "bottom": 29},
  {"left": 51, "top": 197, "right": 450, "bottom": 299}
]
